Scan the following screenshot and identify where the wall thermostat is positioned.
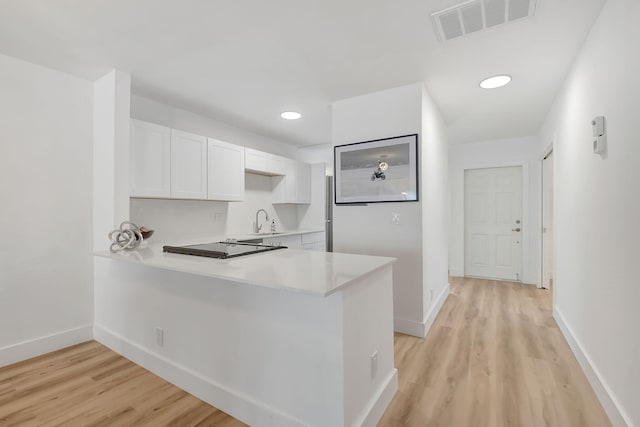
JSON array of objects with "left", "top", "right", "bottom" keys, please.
[{"left": 592, "top": 116, "right": 606, "bottom": 155}]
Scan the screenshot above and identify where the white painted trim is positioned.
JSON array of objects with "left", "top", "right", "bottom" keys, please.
[
  {"left": 448, "top": 268, "right": 464, "bottom": 277},
  {"left": 393, "top": 317, "right": 425, "bottom": 337},
  {"left": 422, "top": 283, "right": 450, "bottom": 337},
  {"left": 357, "top": 369, "right": 398, "bottom": 427},
  {"left": 538, "top": 142, "right": 554, "bottom": 290},
  {"left": 394, "top": 283, "right": 450, "bottom": 338},
  {"left": 553, "top": 308, "right": 632, "bottom": 427},
  {"left": 465, "top": 274, "right": 537, "bottom": 286},
  {"left": 0, "top": 325, "right": 93, "bottom": 368},
  {"left": 94, "top": 323, "right": 309, "bottom": 427}
]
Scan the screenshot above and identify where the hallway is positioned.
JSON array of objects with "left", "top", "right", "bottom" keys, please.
[{"left": 379, "top": 277, "right": 611, "bottom": 427}]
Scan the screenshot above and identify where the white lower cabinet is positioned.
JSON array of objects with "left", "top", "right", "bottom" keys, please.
[
  {"left": 170, "top": 129, "right": 207, "bottom": 199},
  {"left": 302, "top": 241, "right": 326, "bottom": 251},
  {"left": 263, "top": 234, "right": 302, "bottom": 249},
  {"left": 302, "top": 232, "right": 326, "bottom": 251},
  {"left": 264, "top": 232, "right": 326, "bottom": 251},
  {"left": 207, "top": 139, "right": 244, "bottom": 201}
]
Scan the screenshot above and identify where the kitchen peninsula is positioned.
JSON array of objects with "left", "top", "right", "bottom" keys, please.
[{"left": 93, "top": 245, "right": 397, "bottom": 427}]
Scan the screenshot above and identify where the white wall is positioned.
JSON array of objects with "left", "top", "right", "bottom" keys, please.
[
  {"left": 420, "top": 87, "right": 450, "bottom": 322},
  {"left": 448, "top": 136, "right": 540, "bottom": 285},
  {"left": 0, "top": 53, "right": 94, "bottom": 365},
  {"left": 93, "top": 70, "right": 131, "bottom": 251},
  {"left": 298, "top": 144, "right": 334, "bottom": 175},
  {"left": 131, "top": 95, "right": 298, "bottom": 158},
  {"left": 129, "top": 95, "right": 305, "bottom": 242},
  {"left": 537, "top": 1, "right": 639, "bottom": 425},
  {"left": 332, "top": 82, "right": 449, "bottom": 336}
]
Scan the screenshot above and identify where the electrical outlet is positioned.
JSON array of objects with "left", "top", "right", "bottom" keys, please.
[
  {"left": 370, "top": 351, "right": 378, "bottom": 379},
  {"left": 155, "top": 327, "right": 164, "bottom": 347},
  {"left": 392, "top": 212, "right": 400, "bottom": 225},
  {"left": 430, "top": 289, "right": 434, "bottom": 301}
]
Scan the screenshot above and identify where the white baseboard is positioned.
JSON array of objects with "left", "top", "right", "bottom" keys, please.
[
  {"left": 554, "top": 308, "right": 632, "bottom": 427},
  {"left": 422, "top": 283, "right": 451, "bottom": 337},
  {"left": 394, "top": 283, "right": 451, "bottom": 338},
  {"left": 358, "top": 369, "right": 398, "bottom": 427},
  {"left": 393, "top": 317, "right": 425, "bottom": 337},
  {"left": 0, "top": 325, "right": 93, "bottom": 368},
  {"left": 449, "top": 268, "right": 464, "bottom": 277},
  {"left": 94, "top": 324, "right": 309, "bottom": 427}
]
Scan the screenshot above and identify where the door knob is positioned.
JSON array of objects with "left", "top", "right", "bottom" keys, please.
[{"left": 512, "top": 228, "right": 521, "bottom": 232}]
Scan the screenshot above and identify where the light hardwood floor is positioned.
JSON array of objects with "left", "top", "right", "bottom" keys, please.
[
  {"left": 379, "top": 276, "right": 611, "bottom": 427},
  {"left": 1, "top": 277, "right": 610, "bottom": 426},
  {"left": 0, "top": 341, "right": 246, "bottom": 426}
]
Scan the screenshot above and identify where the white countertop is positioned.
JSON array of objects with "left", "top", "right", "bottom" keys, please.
[{"left": 94, "top": 243, "right": 395, "bottom": 297}]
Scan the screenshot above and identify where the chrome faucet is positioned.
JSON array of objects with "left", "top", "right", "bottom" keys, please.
[{"left": 254, "top": 209, "right": 269, "bottom": 233}]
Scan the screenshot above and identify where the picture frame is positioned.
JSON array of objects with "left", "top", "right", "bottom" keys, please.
[{"left": 334, "top": 134, "right": 419, "bottom": 204}]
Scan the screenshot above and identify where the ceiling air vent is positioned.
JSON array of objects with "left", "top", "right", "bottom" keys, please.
[{"left": 431, "top": 0, "right": 537, "bottom": 42}]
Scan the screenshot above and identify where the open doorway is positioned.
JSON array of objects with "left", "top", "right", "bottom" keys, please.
[{"left": 542, "top": 150, "right": 554, "bottom": 297}]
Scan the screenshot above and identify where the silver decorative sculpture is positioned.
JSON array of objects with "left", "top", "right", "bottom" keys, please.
[{"left": 109, "top": 221, "right": 144, "bottom": 252}]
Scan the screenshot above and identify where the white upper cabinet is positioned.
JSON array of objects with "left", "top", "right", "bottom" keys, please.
[
  {"left": 274, "top": 159, "right": 312, "bottom": 204},
  {"left": 267, "top": 154, "right": 286, "bottom": 176},
  {"left": 244, "top": 148, "right": 267, "bottom": 173},
  {"left": 281, "top": 158, "right": 298, "bottom": 202},
  {"left": 130, "top": 119, "right": 171, "bottom": 198},
  {"left": 208, "top": 138, "right": 245, "bottom": 201},
  {"left": 245, "top": 148, "right": 285, "bottom": 176},
  {"left": 130, "top": 119, "right": 307, "bottom": 203},
  {"left": 296, "top": 162, "right": 311, "bottom": 204},
  {"left": 170, "top": 129, "right": 208, "bottom": 199}
]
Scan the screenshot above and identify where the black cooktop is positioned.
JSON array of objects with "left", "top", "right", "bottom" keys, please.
[{"left": 163, "top": 241, "right": 287, "bottom": 259}]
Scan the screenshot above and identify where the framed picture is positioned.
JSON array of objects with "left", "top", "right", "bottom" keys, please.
[{"left": 334, "top": 134, "right": 419, "bottom": 204}]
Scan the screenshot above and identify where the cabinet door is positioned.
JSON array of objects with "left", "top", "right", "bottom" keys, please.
[
  {"left": 273, "top": 160, "right": 312, "bottom": 204},
  {"left": 245, "top": 148, "right": 268, "bottom": 173},
  {"left": 267, "top": 154, "right": 285, "bottom": 175},
  {"left": 264, "top": 234, "right": 302, "bottom": 249},
  {"left": 284, "top": 158, "right": 298, "bottom": 202},
  {"left": 208, "top": 139, "right": 245, "bottom": 201},
  {"left": 296, "top": 162, "right": 311, "bottom": 204},
  {"left": 245, "top": 149, "right": 286, "bottom": 176},
  {"left": 301, "top": 232, "right": 325, "bottom": 245},
  {"left": 170, "top": 129, "right": 208, "bottom": 199},
  {"left": 302, "top": 241, "right": 326, "bottom": 251},
  {"left": 130, "top": 119, "right": 171, "bottom": 198}
]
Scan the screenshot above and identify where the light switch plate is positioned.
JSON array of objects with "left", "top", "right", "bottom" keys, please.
[
  {"left": 392, "top": 213, "right": 400, "bottom": 225},
  {"left": 156, "top": 327, "right": 164, "bottom": 347},
  {"left": 370, "top": 351, "right": 378, "bottom": 378}
]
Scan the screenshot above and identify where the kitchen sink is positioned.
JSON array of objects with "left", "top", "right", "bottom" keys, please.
[{"left": 248, "top": 232, "right": 285, "bottom": 236}]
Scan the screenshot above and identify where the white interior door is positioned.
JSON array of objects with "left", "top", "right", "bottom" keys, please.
[
  {"left": 542, "top": 152, "right": 554, "bottom": 289},
  {"left": 465, "top": 166, "right": 523, "bottom": 281}
]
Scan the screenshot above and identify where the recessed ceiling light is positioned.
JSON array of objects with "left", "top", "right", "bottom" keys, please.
[
  {"left": 280, "top": 111, "right": 302, "bottom": 120},
  {"left": 479, "top": 75, "right": 512, "bottom": 89}
]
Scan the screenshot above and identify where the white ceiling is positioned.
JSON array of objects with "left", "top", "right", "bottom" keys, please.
[{"left": 0, "top": 0, "right": 606, "bottom": 145}]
